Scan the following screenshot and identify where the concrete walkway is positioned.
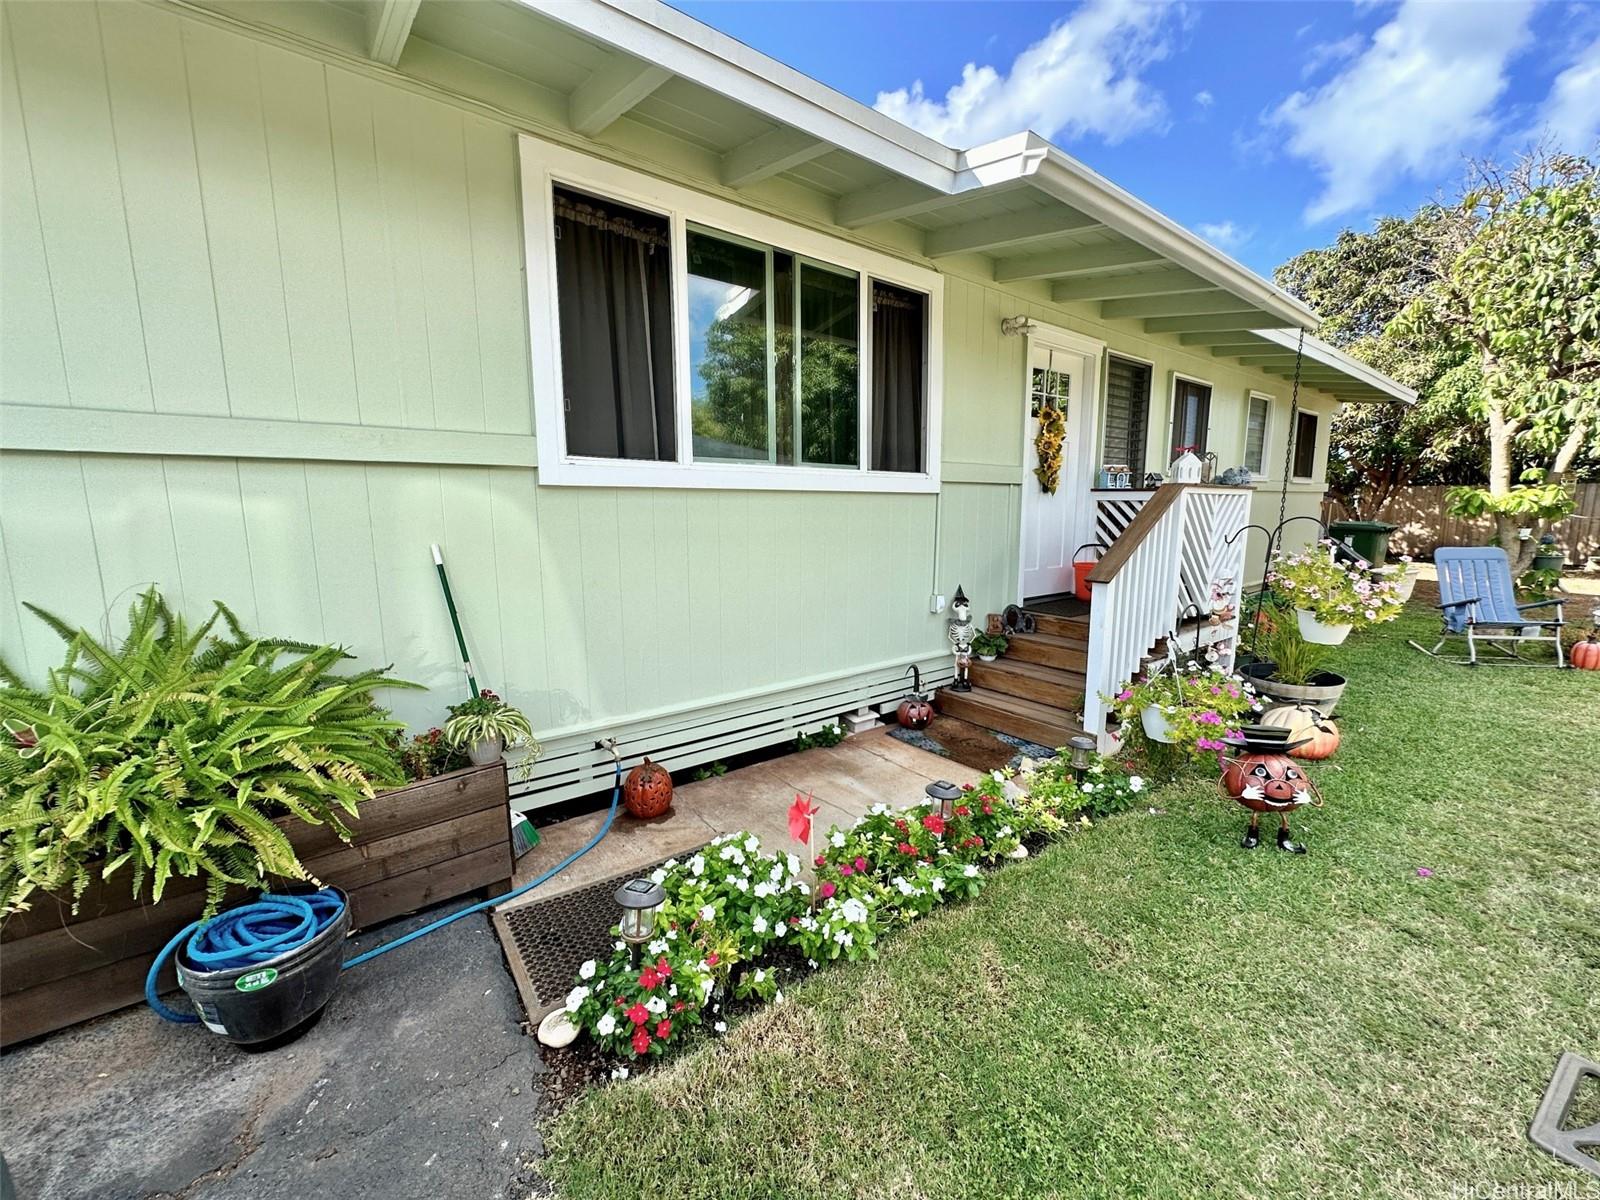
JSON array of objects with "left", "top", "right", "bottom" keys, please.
[{"left": 502, "top": 729, "right": 979, "bottom": 907}]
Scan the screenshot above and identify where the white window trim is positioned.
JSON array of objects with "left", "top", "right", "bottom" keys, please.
[
  {"left": 1290, "top": 409, "right": 1320, "bottom": 482},
  {"left": 1243, "top": 390, "right": 1274, "bottom": 479},
  {"left": 519, "top": 135, "right": 944, "bottom": 493},
  {"left": 1167, "top": 372, "right": 1214, "bottom": 462}
]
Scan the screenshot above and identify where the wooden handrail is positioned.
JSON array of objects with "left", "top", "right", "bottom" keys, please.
[{"left": 1084, "top": 484, "right": 1187, "bottom": 584}]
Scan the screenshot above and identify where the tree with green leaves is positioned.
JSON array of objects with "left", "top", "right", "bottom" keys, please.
[{"left": 1390, "top": 150, "right": 1599, "bottom": 569}]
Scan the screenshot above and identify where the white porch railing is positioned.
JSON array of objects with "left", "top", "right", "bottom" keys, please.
[{"left": 1081, "top": 485, "right": 1252, "bottom": 750}]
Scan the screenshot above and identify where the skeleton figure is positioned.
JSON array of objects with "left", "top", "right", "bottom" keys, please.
[
  {"left": 947, "top": 586, "right": 975, "bottom": 692},
  {"left": 1221, "top": 728, "right": 1322, "bottom": 854}
]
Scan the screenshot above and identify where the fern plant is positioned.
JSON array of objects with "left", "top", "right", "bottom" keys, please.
[{"left": 0, "top": 589, "right": 415, "bottom": 917}]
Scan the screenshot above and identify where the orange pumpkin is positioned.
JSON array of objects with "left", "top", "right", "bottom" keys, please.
[
  {"left": 623, "top": 758, "right": 673, "bottom": 819},
  {"left": 1291, "top": 716, "right": 1341, "bottom": 761},
  {"left": 1572, "top": 633, "right": 1600, "bottom": 671},
  {"left": 1261, "top": 703, "right": 1341, "bottom": 760}
]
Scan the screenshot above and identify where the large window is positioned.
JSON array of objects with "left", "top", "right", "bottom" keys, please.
[
  {"left": 524, "top": 139, "right": 942, "bottom": 492},
  {"left": 1244, "top": 393, "right": 1271, "bottom": 476},
  {"left": 1291, "top": 410, "right": 1319, "bottom": 479},
  {"left": 1102, "top": 355, "right": 1150, "bottom": 476},
  {"left": 1169, "top": 376, "right": 1212, "bottom": 459}
]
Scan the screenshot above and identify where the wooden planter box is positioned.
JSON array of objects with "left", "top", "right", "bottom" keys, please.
[{"left": 0, "top": 762, "right": 513, "bottom": 1047}]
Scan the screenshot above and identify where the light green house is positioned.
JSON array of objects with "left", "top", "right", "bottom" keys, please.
[{"left": 0, "top": 0, "right": 1412, "bottom": 804}]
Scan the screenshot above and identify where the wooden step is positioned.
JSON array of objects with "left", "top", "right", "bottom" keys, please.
[
  {"left": 1005, "top": 631, "right": 1088, "bottom": 672},
  {"left": 968, "top": 657, "right": 1084, "bottom": 710},
  {"left": 935, "top": 685, "right": 1084, "bottom": 749},
  {"left": 1027, "top": 611, "right": 1090, "bottom": 640}
]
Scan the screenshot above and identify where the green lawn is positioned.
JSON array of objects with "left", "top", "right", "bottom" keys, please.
[{"left": 544, "top": 610, "right": 1600, "bottom": 1200}]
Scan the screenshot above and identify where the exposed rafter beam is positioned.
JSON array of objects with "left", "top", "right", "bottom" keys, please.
[
  {"left": 994, "top": 241, "right": 1164, "bottom": 285},
  {"left": 1234, "top": 354, "right": 1304, "bottom": 366},
  {"left": 1049, "top": 268, "right": 1211, "bottom": 303},
  {"left": 720, "top": 128, "right": 829, "bottom": 189},
  {"left": 1100, "top": 291, "right": 1259, "bottom": 321},
  {"left": 1143, "top": 313, "right": 1281, "bottom": 333},
  {"left": 835, "top": 178, "right": 968, "bottom": 228},
  {"left": 924, "top": 207, "right": 1102, "bottom": 257},
  {"left": 1201, "top": 343, "right": 1279, "bottom": 356},
  {"left": 1179, "top": 331, "right": 1272, "bottom": 347},
  {"left": 570, "top": 57, "right": 672, "bottom": 138},
  {"left": 366, "top": 0, "right": 421, "bottom": 67}
]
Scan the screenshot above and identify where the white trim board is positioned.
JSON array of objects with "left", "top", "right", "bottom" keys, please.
[{"left": 519, "top": 135, "right": 945, "bottom": 493}]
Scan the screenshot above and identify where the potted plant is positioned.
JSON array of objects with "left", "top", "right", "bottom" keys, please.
[
  {"left": 1106, "top": 663, "right": 1260, "bottom": 758},
  {"left": 444, "top": 689, "right": 538, "bottom": 767},
  {"left": 971, "top": 632, "right": 1008, "bottom": 662},
  {"left": 1532, "top": 535, "right": 1564, "bottom": 575},
  {"left": 1383, "top": 554, "right": 1420, "bottom": 604},
  {"left": 1241, "top": 608, "right": 1349, "bottom": 714},
  {"left": 1268, "top": 541, "right": 1405, "bottom": 644}
]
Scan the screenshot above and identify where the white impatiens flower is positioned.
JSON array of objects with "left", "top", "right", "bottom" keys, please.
[
  {"left": 839, "top": 897, "right": 869, "bottom": 924},
  {"left": 834, "top": 929, "right": 854, "bottom": 947},
  {"left": 596, "top": 1012, "right": 617, "bottom": 1036},
  {"left": 893, "top": 876, "right": 915, "bottom": 897},
  {"left": 700, "top": 977, "right": 714, "bottom": 1000},
  {"left": 963, "top": 864, "right": 980, "bottom": 878},
  {"left": 649, "top": 868, "right": 667, "bottom": 885},
  {"left": 720, "top": 845, "right": 745, "bottom": 866},
  {"left": 645, "top": 995, "right": 667, "bottom": 1015},
  {"left": 647, "top": 938, "right": 668, "bottom": 955},
  {"left": 578, "top": 959, "right": 597, "bottom": 980},
  {"left": 1129, "top": 776, "right": 1145, "bottom": 792},
  {"left": 668, "top": 983, "right": 678, "bottom": 997},
  {"left": 830, "top": 830, "right": 846, "bottom": 848},
  {"left": 931, "top": 877, "right": 945, "bottom": 893},
  {"left": 744, "top": 835, "right": 760, "bottom": 854},
  {"left": 663, "top": 858, "right": 678, "bottom": 870},
  {"left": 614, "top": 940, "right": 626, "bottom": 951},
  {"left": 869, "top": 803, "right": 890, "bottom": 816},
  {"left": 796, "top": 881, "right": 811, "bottom": 896},
  {"left": 991, "top": 769, "right": 1006, "bottom": 782},
  {"left": 714, "top": 1020, "right": 728, "bottom": 1033},
  {"left": 565, "top": 985, "right": 590, "bottom": 1013},
  {"left": 774, "top": 990, "right": 785, "bottom": 1004},
  {"left": 753, "top": 968, "right": 766, "bottom": 983},
  {"left": 753, "top": 881, "right": 774, "bottom": 899},
  {"left": 769, "top": 862, "right": 784, "bottom": 882},
  {"left": 699, "top": 904, "right": 716, "bottom": 922},
  {"left": 690, "top": 855, "right": 706, "bottom": 877},
  {"left": 998, "top": 825, "right": 1013, "bottom": 838},
  {"left": 734, "top": 877, "right": 749, "bottom": 892},
  {"left": 751, "top": 914, "right": 769, "bottom": 935},
  {"left": 610, "top": 1066, "right": 630, "bottom": 1081},
  {"left": 774, "top": 921, "right": 787, "bottom": 938},
  {"left": 785, "top": 853, "right": 800, "bottom": 876}
]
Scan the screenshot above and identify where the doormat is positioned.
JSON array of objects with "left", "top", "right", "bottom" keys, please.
[
  {"left": 889, "top": 715, "right": 1055, "bottom": 774},
  {"left": 492, "top": 850, "right": 704, "bottom": 1021}
]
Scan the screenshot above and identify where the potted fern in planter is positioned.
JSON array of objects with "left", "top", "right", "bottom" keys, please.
[
  {"left": 0, "top": 589, "right": 517, "bottom": 1046},
  {"left": 443, "top": 689, "right": 538, "bottom": 767}
]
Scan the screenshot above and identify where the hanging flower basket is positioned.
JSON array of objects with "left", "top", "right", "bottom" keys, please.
[
  {"left": 1140, "top": 706, "right": 1177, "bottom": 743},
  {"left": 1295, "top": 608, "right": 1354, "bottom": 645}
]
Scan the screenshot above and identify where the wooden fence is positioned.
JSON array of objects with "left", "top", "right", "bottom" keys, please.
[{"left": 1322, "top": 483, "right": 1600, "bottom": 563}]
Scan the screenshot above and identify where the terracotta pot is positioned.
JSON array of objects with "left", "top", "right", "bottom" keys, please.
[{"left": 623, "top": 758, "right": 673, "bottom": 819}]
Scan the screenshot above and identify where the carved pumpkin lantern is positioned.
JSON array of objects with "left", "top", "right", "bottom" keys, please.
[
  {"left": 1573, "top": 633, "right": 1600, "bottom": 671},
  {"left": 623, "top": 757, "right": 673, "bottom": 820},
  {"left": 1260, "top": 703, "right": 1341, "bottom": 760},
  {"left": 896, "top": 665, "right": 935, "bottom": 730},
  {"left": 1219, "top": 725, "right": 1323, "bottom": 854}
]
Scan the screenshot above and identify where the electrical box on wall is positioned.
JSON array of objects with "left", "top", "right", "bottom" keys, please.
[{"left": 930, "top": 593, "right": 946, "bottom": 613}]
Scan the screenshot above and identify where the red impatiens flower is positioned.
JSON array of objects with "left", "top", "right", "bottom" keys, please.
[
  {"left": 655, "top": 1019, "right": 672, "bottom": 1040},
  {"left": 631, "top": 1028, "right": 652, "bottom": 1055},
  {"left": 853, "top": 857, "right": 867, "bottom": 872},
  {"left": 616, "top": 997, "right": 627, "bottom": 1007},
  {"left": 897, "top": 841, "right": 916, "bottom": 856},
  {"left": 981, "top": 802, "right": 993, "bottom": 815},
  {"left": 673, "top": 1000, "right": 686, "bottom": 1012},
  {"left": 655, "top": 956, "right": 672, "bottom": 978},
  {"left": 815, "top": 854, "right": 826, "bottom": 867},
  {"left": 706, "top": 952, "right": 720, "bottom": 966},
  {"left": 626, "top": 1002, "right": 650, "bottom": 1026},
  {"left": 954, "top": 805, "right": 971, "bottom": 817},
  {"left": 921, "top": 813, "right": 946, "bottom": 836},
  {"left": 638, "top": 967, "right": 660, "bottom": 990},
  {"left": 840, "top": 864, "right": 854, "bottom": 877},
  {"left": 960, "top": 783, "right": 974, "bottom": 792},
  {"left": 819, "top": 881, "right": 836, "bottom": 899},
  {"left": 894, "top": 819, "right": 910, "bottom": 833}
]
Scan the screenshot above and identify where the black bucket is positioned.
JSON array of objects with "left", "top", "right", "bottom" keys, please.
[{"left": 175, "top": 889, "right": 351, "bottom": 1048}]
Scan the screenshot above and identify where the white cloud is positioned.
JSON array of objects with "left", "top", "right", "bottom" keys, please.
[
  {"left": 873, "top": 0, "right": 1180, "bottom": 149},
  {"left": 1300, "top": 33, "right": 1363, "bottom": 80},
  {"left": 1194, "top": 89, "right": 1214, "bottom": 108},
  {"left": 1195, "top": 220, "right": 1250, "bottom": 250},
  {"left": 1534, "top": 36, "right": 1600, "bottom": 152},
  {"left": 1268, "top": 0, "right": 1535, "bottom": 223}
]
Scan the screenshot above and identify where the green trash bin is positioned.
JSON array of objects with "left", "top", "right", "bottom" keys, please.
[{"left": 1328, "top": 519, "right": 1398, "bottom": 566}]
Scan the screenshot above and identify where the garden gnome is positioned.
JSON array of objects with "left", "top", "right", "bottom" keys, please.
[
  {"left": 1220, "top": 725, "right": 1322, "bottom": 853},
  {"left": 947, "top": 586, "right": 975, "bottom": 692}
]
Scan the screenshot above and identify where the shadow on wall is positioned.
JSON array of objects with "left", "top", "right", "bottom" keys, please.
[{"left": 1325, "top": 483, "right": 1600, "bottom": 561}]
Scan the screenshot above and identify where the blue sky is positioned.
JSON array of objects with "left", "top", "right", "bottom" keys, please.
[{"left": 675, "top": 0, "right": 1600, "bottom": 278}]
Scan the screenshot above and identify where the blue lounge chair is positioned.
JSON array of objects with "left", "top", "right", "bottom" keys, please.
[{"left": 1410, "top": 546, "right": 1567, "bottom": 667}]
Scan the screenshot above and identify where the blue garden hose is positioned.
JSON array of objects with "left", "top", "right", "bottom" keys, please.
[{"left": 148, "top": 758, "right": 624, "bottom": 1023}]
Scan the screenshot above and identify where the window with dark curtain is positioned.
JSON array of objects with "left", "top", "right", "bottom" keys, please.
[
  {"left": 1102, "top": 356, "right": 1150, "bottom": 475},
  {"left": 1169, "top": 377, "right": 1211, "bottom": 459},
  {"left": 552, "top": 186, "right": 676, "bottom": 461},
  {"left": 1292, "top": 410, "right": 1318, "bottom": 478},
  {"left": 870, "top": 281, "right": 926, "bottom": 472}
]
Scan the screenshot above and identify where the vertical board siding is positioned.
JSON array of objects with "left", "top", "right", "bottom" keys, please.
[{"left": 0, "top": 1, "right": 533, "bottom": 437}]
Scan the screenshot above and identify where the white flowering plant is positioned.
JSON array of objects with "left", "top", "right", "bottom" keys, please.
[
  {"left": 1268, "top": 541, "right": 1405, "bottom": 627},
  {"left": 1021, "top": 752, "right": 1147, "bottom": 820},
  {"left": 788, "top": 891, "right": 884, "bottom": 963},
  {"left": 565, "top": 938, "right": 715, "bottom": 1059},
  {"left": 653, "top": 834, "right": 809, "bottom": 975}
]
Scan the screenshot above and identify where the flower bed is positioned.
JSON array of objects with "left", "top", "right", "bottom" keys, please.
[{"left": 560, "top": 754, "right": 1147, "bottom": 1069}]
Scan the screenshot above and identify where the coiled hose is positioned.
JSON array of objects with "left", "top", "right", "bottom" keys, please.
[{"left": 148, "top": 759, "right": 624, "bottom": 1023}]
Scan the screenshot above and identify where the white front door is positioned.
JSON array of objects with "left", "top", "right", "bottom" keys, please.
[{"left": 1019, "top": 336, "right": 1097, "bottom": 601}]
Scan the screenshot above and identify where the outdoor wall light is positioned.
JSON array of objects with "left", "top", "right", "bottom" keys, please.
[
  {"left": 1068, "top": 735, "right": 1097, "bottom": 782},
  {"left": 925, "top": 779, "right": 962, "bottom": 820},
  {"left": 614, "top": 877, "right": 666, "bottom": 946}
]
